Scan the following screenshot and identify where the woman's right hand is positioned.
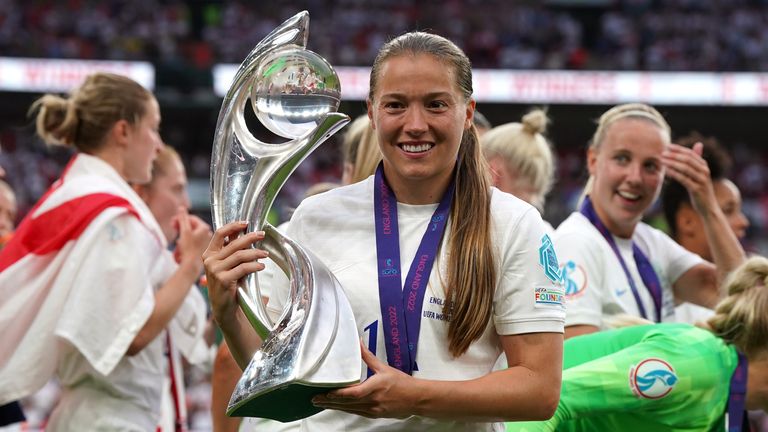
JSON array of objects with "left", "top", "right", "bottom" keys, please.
[
  {"left": 202, "top": 222, "right": 268, "bottom": 328},
  {"left": 662, "top": 142, "right": 717, "bottom": 217}
]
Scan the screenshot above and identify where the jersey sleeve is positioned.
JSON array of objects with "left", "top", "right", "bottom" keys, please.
[
  {"left": 556, "top": 331, "right": 707, "bottom": 425},
  {"left": 493, "top": 205, "right": 565, "bottom": 335},
  {"left": 553, "top": 223, "right": 605, "bottom": 328},
  {"left": 168, "top": 276, "right": 211, "bottom": 365},
  {"left": 508, "top": 325, "right": 731, "bottom": 432}
]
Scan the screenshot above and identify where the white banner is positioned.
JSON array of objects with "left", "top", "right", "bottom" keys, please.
[
  {"left": 0, "top": 58, "right": 155, "bottom": 92},
  {"left": 214, "top": 64, "right": 768, "bottom": 106}
]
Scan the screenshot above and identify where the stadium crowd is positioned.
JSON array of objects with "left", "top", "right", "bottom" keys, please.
[{"left": 2, "top": 0, "right": 768, "bottom": 71}]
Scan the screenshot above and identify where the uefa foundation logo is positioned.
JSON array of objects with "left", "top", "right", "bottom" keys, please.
[{"left": 629, "top": 358, "right": 678, "bottom": 399}]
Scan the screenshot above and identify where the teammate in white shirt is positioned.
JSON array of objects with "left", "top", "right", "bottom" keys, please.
[
  {"left": 204, "top": 32, "right": 564, "bottom": 431},
  {"left": 554, "top": 103, "right": 745, "bottom": 339},
  {"left": 480, "top": 108, "right": 557, "bottom": 233},
  {"left": 134, "top": 146, "right": 214, "bottom": 432}
]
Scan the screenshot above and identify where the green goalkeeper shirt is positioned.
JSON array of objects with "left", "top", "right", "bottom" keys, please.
[{"left": 507, "top": 324, "right": 738, "bottom": 432}]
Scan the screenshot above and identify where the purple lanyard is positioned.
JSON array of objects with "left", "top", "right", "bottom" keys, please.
[
  {"left": 727, "top": 352, "right": 748, "bottom": 432},
  {"left": 579, "top": 196, "right": 662, "bottom": 322},
  {"left": 373, "top": 163, "right": 455, "bottom": 375}
]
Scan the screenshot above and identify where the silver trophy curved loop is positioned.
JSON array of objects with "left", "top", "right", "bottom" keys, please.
[{"left": 210, "top": 11, "right": 361, "bottom": 422}]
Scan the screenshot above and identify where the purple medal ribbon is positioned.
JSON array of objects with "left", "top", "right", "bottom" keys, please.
[
  {"left": 579, "top": 196, "right": 663, "bottom": 322},
  {"left": 373, "top": 163, "right": 455, "bottom": 375},
  {"left": 726, "top": 352, "right": 748, "bottom": 432}
]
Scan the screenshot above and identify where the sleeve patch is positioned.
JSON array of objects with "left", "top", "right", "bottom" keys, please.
[
  {"left": 538, "top": 234, "right": 562, "bottom": 283},
  {"left": 534, "top": 286, "right": 565, "bottom": 309},
  {"left": 629, "top": 358, "right": 678, "bottom": 399},
  {"left": 561, "top": 260, "right": 588, "bottom": 298}
]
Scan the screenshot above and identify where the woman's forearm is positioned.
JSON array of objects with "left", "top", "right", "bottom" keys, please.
[
  {"left": 127, "top": 260, "right": 200, "bottom": 355},
  {"left": 414, "top": 332, "right": 562, "bottom": 421},
  {"left": 314, "top": 332, "right": 563, "bottom": 422},
  {"left": 219, "top": 307, "right": 262, "bottom": 370},
  {"left": 410, "top": 363, "right": 561, "bottom": 422},
  {"left": 700, "top": 205, "right": 746, "bottom": 285}
]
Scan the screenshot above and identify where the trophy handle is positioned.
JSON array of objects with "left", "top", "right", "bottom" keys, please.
[
  {"left": 227, "top": 224, "right": 361, "bottom": 421},
  {"left": 228, "top": 111, "right": 350, "bottom": 339},
  {"left": 210, "top": 11, "right": 361, "bottom": 421},
  {"left": 210, "top": 8, "right": 350, "bottom": 336},
  {"left": 210, "top": 9, "right": 312, "bottom": 235}
]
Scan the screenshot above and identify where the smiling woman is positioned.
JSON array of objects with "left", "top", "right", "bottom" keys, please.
[
  {"left": 204, "top": 31, "right": 565, "bottom": 431},
  {"left": 367, "top": 52, "right": 473, "bottom": 205},
  {"left": 553, "top": 103, "right": 746, "bottom": 339}
]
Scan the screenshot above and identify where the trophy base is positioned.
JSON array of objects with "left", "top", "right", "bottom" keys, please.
[{"left": 227, "top": 381, "right": 355, "bottom": 422}]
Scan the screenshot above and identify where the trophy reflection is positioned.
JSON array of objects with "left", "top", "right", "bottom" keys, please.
[{"left": 210, "top": 11, "right": 361, "bottom": 422}]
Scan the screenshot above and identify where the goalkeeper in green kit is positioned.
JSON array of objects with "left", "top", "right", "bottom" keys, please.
[{"left": 508, "top": 256, "right": 768, "bottom": 432}]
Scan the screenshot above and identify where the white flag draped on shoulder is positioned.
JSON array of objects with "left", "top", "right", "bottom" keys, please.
[{"left": 0, "top": 154, "right": 165, "bottom": 405}]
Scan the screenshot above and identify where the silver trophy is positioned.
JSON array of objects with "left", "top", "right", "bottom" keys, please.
[{"left": 210, "top": 11, "right": 361, "bottom": 422}]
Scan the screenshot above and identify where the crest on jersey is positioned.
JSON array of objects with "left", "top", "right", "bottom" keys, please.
[
  {"left": 560, "top": 260, "right": 587, "bottom": 298},
  {"left": 629, "top": 358, "right": 678, "bottom": 399},
  {"left": 538, "top": 234, "right": 561, "bottom": 283}
]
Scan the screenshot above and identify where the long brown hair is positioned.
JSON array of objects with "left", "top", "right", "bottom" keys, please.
[
  {"left": 369, "top": 32, "right": 496, "bottom": 356},
  {"left": 29, "top": 72, "right": 152, "bottom": 153}
]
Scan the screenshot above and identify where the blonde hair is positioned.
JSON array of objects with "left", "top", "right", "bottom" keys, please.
[
  {"left": 145, "top": 145, "right": 182, "bottom": 187},
  {"left": 370, "top": 32, "right": 495, "bottom": 356},
  {"left": 341, "top": 115, "right": 381, "bottom": 184},
  {"left": 0, "top": 178, "right": 16, "bottom": 216},
  {"left": 603, "top": 313, "right": 653, "bottom": 329},
  {"left": 0, "top": 179, "right": 14, "bottom": 201},
  {"left": 304, "top": 182, "right": 339, "bottom": 198},
  {"left": 481, "top": 109, "right": 555, "bottom": 211},
  {"left": 580, "top": 103, "right": 671, "bottom": 204},
  {"left": 29, "top": 72, "right": 152, "bottom": 153},
  {"left": 706, "top": 256, "right": 768, "bottom": 358}
]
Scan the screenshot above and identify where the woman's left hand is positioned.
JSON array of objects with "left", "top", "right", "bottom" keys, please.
[
  {"left": 662, "top": 142, "right": 717, "bottom": 216},
  {"left": 174, "top": 208, "right": 213, "bottom": 274},
  {"left": 312, "top": 341, "right": 415, "bottom": 419}
]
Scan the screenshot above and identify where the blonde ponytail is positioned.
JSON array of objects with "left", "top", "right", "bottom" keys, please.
[
  {"left": 706, "top": 256, "right": 768, "bottom": 357},
  {"left": 30, "top": 95, "right": 79, "bottom": 147}
]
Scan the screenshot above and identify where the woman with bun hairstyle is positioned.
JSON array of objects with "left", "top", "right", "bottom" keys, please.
[
  {"left": 0, "top": 72, "right": 211, "bottom": 431},
  {"left": 480, "top": 109, "right": 556, "bottom": 229},
  {"left": 507, "top": 255, "right": 768, "bottom": 431}
]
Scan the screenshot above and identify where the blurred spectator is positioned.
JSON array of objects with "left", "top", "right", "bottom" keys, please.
[
  {"left": 5, "top": 0, "right": 768, "bottom": 72},
  {"left": 0, "top": 179, "right": 16, "bottom": 240},
  {"left": 472, "top": 111, "right": 493, "bottom": 137}
]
